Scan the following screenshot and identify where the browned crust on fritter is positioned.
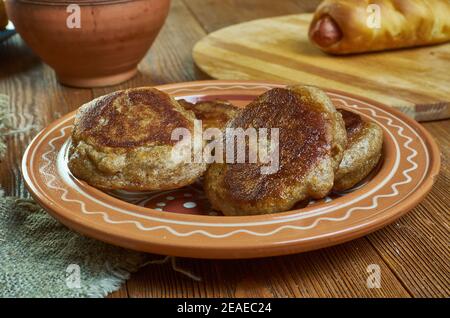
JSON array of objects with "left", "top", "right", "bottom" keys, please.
[
  {"left": 178, "top": 99, "right": 240, "bottom": 130},
  {"left": 340, "top": 108, "right": 364, "bottom": 140},
  {"left": 68, "top": 87, "right": 206, "bottom": 191},
  {"left": 224, "top": 88, "right": 330, "bottom": 202},
  {"left": 333, "top": 109, "right": 383, "bottom": 191},
  {"left": 72, "top": 88, "right": 194, "bottom": 148},
  {"left": 204, "top": 86, "right": 347, "bottom": 215}
]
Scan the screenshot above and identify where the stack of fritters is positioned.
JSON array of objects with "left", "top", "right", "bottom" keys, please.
[
  {"left": 204, "top": 85, "right": 347, "bottom": 215},
  {"left": 68, "top": 85, "right": 383, "bottom": 215}
]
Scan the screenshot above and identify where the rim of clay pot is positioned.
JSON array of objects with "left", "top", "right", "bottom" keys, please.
[{"left": 12, "top": 0, "right": 137, "bottom": 6}]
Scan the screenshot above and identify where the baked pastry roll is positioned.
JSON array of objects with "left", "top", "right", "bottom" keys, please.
[{"left": 309, "top": 0, "right": 450, "bottom": 54}]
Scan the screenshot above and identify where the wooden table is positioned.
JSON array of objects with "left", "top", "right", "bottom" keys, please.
[{"left": 0, "top": 0, "right": 448, "bottom": 298}]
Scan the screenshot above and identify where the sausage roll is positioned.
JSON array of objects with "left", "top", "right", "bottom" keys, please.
[{"left": 309, "top": 0, "right": 450, "bottom": 54}]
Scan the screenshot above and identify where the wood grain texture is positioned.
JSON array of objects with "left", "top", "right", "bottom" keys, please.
[
  {"left": 0, "top": 36, "right": 93, "bottom": 197},
  {"left": 193, "top": 13, "right": 450, "bottom": 121},
  {"left": 0, "top": 0, "right": 448, "bottom": 298},
  {"left": 367, "top": 121, "right": 450, "bottom": 298},
  {"left": 183, "top": 0, "right": 321, "bottom": 33},
  {"left": 125, "top": 239, "right": 410, "bottom": 298}
]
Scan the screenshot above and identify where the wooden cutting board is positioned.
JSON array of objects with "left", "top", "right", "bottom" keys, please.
[{"left": 193, "top": 13, "right": 450, "bottom": 121}]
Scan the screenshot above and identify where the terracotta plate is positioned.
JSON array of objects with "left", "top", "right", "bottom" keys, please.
[{"left": 22, "top": 80, "right": 441, "bottom": 259}]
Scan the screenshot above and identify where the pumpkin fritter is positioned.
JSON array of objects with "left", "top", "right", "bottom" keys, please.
[
  {"left": 68, "top": 87, "right": 207, "bottom": 191},
  {"left": 178, "top": 99, "right": 240, "bottom": 130},
  {"left": 333, "top": 109, "right": 383, "bottom": 191},
  {"left": 204, "top": 85, "right": 347, "bottom": 216}
]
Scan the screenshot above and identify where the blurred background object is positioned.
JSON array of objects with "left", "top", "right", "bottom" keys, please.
[
  {"left": 0, "top": 0, "right": 15, "bottom": 43},
  {"left": 5, "top": 0, "right": 171, "bottom": 87},
  {"left": 0, "top": 0, "right": 8, "bottom": 29},
  {"left": 309, "top": 0, "right": 450, "bottom": 54},
  {"left": 193, "top": 12, "right": 450, "bottom": 121}
]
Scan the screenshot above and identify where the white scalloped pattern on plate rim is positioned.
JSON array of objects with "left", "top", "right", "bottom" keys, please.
[
  {"left": 51, "top": 99, "right": 401, "bottom": 226},
  {"left": 28, "top": 84, "right": 428, "bottom": 238}
]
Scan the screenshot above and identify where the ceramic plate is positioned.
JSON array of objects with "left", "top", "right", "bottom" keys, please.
[{"left": 22, "top": 80, "right": 440, "bottom": 259}]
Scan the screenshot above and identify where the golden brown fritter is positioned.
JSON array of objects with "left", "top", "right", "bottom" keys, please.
[
  {"left": 333, "top": 109, "right": 383, "bottom": 191},
  {"left": 68, "top": 87, "right": 207, "bottom": 191},
  {"left": 178, "top": 99, "right": 240, "bottom": 130},
  {"left": 204, "top": 85, "right": 347, "bottom": 216}
]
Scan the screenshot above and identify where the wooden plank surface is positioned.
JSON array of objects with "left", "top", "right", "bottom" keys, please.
[
  {"left": 192, "top": 13, "right": 450, "bottom": 121},
  {"left": 0, "top": 0, "right": 448, "bottom": 298},
  {"left": 126, "top": 239, "right": 411, "bottom": 298},
  {"left": 184, "top": 0, "right": 320, "bottom": 33},
  {"left": 0, "top": 36, "right": 93, "bottom": 197},
  {"left": 367, "top": 121, "right": 450, "bottom": 297}
]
